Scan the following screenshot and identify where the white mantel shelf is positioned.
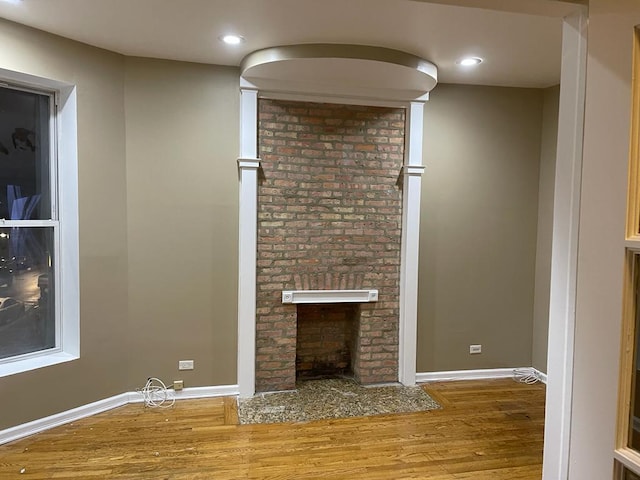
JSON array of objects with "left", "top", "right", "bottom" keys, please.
[{"left": 281, "top": 289, "right": 379, "bottom": 304}]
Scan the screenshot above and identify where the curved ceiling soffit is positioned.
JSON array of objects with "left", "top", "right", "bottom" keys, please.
[{"left": 240, "top": 44, "right": 438, "bottom": 103}]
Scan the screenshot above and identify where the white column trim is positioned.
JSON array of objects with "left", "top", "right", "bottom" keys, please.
[
  {"left": 238, "top": 158, "right": 261, "bottom": 169},
  {"left": 398, "top": 100, "right": 425, "bottom": 386},
  {"left": 239, "top": 87, "right": 258, "bottom": 158},
  {"left": 237, "top": 87, "right": 260, "bottom": 398},
  {"left": 542, "top": 7, "right": 587, "bottom": 480},
  {"left": 404, "top": 165, "right": 426, "bottom": 176}
]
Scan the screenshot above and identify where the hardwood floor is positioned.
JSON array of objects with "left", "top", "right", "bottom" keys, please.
[{"left": 0, "top": 379, "right": 545, "bottom": 479}]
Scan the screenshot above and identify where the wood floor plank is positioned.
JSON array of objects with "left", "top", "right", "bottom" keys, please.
[
  {"left": 0, "top": 378, "right": 545, "bottom": 479},
  {"left": 224, "top": 396, "right": 239, "bottom": 424}
]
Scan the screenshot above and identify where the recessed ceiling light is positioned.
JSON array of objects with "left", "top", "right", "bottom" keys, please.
[
  {"left": 0, "top": 0, "right": 23, "bottom": 4},
  {"left": 220, "top": 34, "right": 245, "bottom": 45},
  {"left": 457, "top": 57, "right": 483, "bottom": 67}
]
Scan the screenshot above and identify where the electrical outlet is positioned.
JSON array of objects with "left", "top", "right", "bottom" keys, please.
[
  {"left": 178, "top": 360, "right": 194, "bottom": 370},
  {"left": 173, "top": 380, "right": 184, "bottom": 391},
  {"left": 469, "top": 344, "right": 482, "bottom": 354}
]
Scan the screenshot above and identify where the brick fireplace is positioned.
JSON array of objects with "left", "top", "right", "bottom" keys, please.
[{"left": 255, "top": 99, "right": 406, "bottom": 392}]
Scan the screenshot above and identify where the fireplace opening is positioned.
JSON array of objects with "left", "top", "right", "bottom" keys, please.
[{"left": 296, "top": 303, "right": 360, "bottom": 381}]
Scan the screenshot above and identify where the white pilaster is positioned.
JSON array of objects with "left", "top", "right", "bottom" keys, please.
[
  {"left": 237, "top": 86, "right": 259, "bottom": 398},
  {"left": 398, "top": 101, "right": 425, "bottom": 386},
  {"left": 542, "top": 7, "right": 587, "bottom": 480}
]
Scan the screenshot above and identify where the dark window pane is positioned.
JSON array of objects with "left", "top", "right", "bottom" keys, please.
[
  {"left": 0, "top": 87, "right": 51, "bottom": 220},
  {"left": 624, "top": 467, "right": 640, "bottom": 480},
  {"left": 632, "top": 255, "right": 640, "bottom": 451},
  {"left": 0, "top": 227, "right": 54, "bottom": 359}
]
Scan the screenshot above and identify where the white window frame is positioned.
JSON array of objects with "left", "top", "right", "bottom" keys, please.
[{"left": 0, "top": 68, "right": 79, "bottom": 377}]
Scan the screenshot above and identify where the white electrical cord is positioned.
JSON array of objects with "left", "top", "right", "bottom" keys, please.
[
  {"left": 513, "top": 368, "right": 540, "bottom": 385},
  {"left": 139, "top": 377, "right": 175, "bottom": 409}
]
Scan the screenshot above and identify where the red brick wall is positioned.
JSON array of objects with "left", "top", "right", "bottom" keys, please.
[{"left": 256, "top": 99, "right": 405, "bottom": 392}]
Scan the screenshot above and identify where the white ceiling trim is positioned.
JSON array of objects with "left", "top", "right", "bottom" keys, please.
[
  {"left": 411, "top": 0, "right": 586, "bottom": 17},
  {"left": 241, "top": 44, "right": 438, "bottom": 102}
]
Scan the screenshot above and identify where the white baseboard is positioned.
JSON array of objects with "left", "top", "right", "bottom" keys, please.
[
  {"left": 0, "top": 384, "right": 239, "bottom": 446},
  {"left": 171, "top": 384, "right": 240, "bottom": 400},
  {"left": 416, "top": 367, "right": 543, "bottom": 383},
  {"left": 0, "top": 392, "right": 131, "bottom": 446}
]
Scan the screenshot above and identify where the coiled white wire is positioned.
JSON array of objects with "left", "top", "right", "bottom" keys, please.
[
  {"left": 513, "top": 368, "right": 540, "bottom": 385},
  {"left": 139, "top": 377, "right": 175, "bottom": 409}
]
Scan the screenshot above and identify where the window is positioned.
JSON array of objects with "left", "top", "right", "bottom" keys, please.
[
  {"left": 0, "top": 69, "right": 79, "bottom": 377},
  {"left": 617, "top": 26, "right": 640, "bottom": 479},
  {"left": 0, "top": 85, "right": 56, "bottom": 361},
  {"left": 625, "top": 467, "right": 640, "bottom": 480},
  {"left": 618, "top": 461, "right": 640, "bottom": 480}
]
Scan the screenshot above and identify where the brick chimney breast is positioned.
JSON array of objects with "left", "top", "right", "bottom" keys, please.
[{"left": 255, "top": 99, "right": 405, "bottom": 392}]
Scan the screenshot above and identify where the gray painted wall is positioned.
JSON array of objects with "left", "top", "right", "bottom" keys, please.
[
  {"left": 124, "top": 57, "right": 239, "bottom": 390},
  {"left": 417, "top": 83, "right": 544, "bottom": 372},
  {"left": 532, "top": 85, "right": 559, "bottom": 374}
]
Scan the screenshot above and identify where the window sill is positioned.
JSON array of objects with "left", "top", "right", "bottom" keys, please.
[{"left": 0, "top": 351, "right": 78, "bottom": 378}]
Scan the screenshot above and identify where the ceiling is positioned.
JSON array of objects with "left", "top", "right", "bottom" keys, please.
[{"left": 0, "top": 0, "right": 574, "bottom": 88}]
